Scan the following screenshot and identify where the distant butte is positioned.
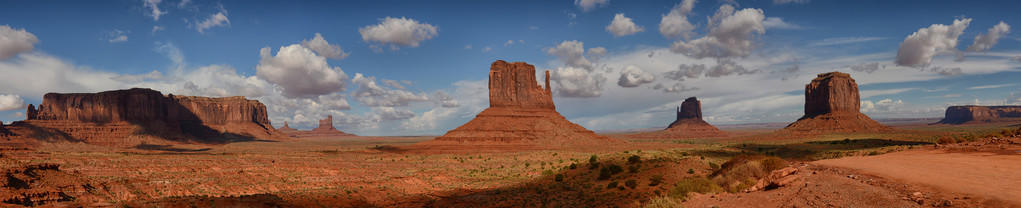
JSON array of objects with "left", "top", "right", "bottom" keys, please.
[
  {"left": 936, "top": 105, "right": 1021, "bottom": 124},
  {"left": 279, "top": 115, "right": 357, "bottom": 138},
  {"left": 417, "top": 60, "right": 620, "bottom": 149},
  {"left": 783, "top": 72, "right": 889, "bottom": 133},
  {"left": 662, "top": 97, "right": 728, "bottom": 137}
]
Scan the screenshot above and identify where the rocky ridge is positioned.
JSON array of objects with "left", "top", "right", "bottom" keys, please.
[{"left": 936, "top": 105, "right": 1021, "bottom": 124}]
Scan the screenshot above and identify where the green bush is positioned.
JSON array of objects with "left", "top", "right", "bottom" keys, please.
[
  {"left": 589, "top": 155, "right": 598, "bottom": 163},
  {"left": 708, "top": 162, "right": 720, "bottom": 170},
  {"left": 569, "top": 163, "right": 578, "bottom": 170},
  {"left": 598, "top": 167, "right": 613, "bottom": 180},
  {"left": 649, "top": 175, "right": 664, "bottom": 186},
  {"left": 628, "top": 155, "right": 641, "bottom": 164},
  {"left": 628, "top": 165, "right": 640, "bottom": 173},
  {"left": 687, "top": 168, "right": 695, "bottom": 174},
  {"left": 625, "top": 179, "right": 638, "bottom": 189},
  {"left": 608, "top": 164, "right": 624, "bottom": 174},
  {"left": 554, "top": 174, "right": 565, "bottom": 182},
  {"left": 643, "top": 196, "right": 682, "bottom": 208},
  {"left": 607, "top": 181, "right": 618, "bottom": 189},
  {"left": 668, "top": 176, "right": 721, "bottom": 199}
]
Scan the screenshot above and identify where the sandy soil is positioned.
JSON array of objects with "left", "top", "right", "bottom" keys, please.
[{"left": 815, "top": 140, "right": 1021, "bottom": 206}]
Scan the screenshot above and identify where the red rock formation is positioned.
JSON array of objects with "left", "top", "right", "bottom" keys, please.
[
  {"left": 937, "top": 105, "right": 1021, "bottom": 124},
  {"left": 281, "top": 115, "right": 356, "bottom": 138},
  {"left": 420, "top": 60, "right": 620, "bottom": 149},
  {"left": 662, "top": 97, "right": 728, "bottom": 137},
  {"left": 9, "top": 88, "right": 285, "bottom": 147},
  {"left": 783, "top": 72, "right": 889, "bottom": 133},
  {"left": 278, "top": 121, "right": 298, "bottom": 133}
]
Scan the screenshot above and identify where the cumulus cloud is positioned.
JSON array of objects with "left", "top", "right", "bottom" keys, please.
[
  {"left": 350, "top": 73, "right": 429, "bottom": 107},
  {"left": 256, "top": 44, "right": 348, "bottom": 98},
  {"left": 359, "top": 16, "right": 438, "bottom": 52},
  {"left": 661, "top": 83, "right": 699, "bottom": 93},
  {"left": 382, "top": 79, "right": 407, "bottom": 90},
  {"left": 432, "top": 90, "right": 459, "bottom": 108},
  {"left": 705, "top": 58, "right": 757, "bottom": 77},
  {"left": 965, "top": 21, "right": 1011, "bottom": 52},
  {"left": 850, "top": 62, "right": 880, "bottom": 73},
  {"left": 663, "top": 63, "right": 706, "bottom": 81},
  {"left": 106, "top": 29, "right": 129, "bottom": 43},
  {"left": 669, "top": 5, "right": 765, "bottom": 59},
  {"left": 195, "top": 6, "right": 230, "bottom": 33},
  {"left": 301, "top": 33, "right": 349, "bottom": 60},
  {"left": 142, "top": 0, "right": 166, "bottom": 21},
  {"left": 587, "top": 47, "right": 608, "bottom": 61},
  {"left": 545, "top": 40, "right": 595, "bottom": 72},
  {"left": 550, "top": 67, "right": 605, "bottom": 98},
  {"left": 617, "top": 65, "right": 655, "bottom": 87},
  {"left": 606, "top": 13, "right": 645, "bottom": 37},
  {"left": 0, "top": 25, "right": 39, "bottom": 60},
  {"left": 860, "top": 99, "right": 905, "bottom": 113},
  {"left": 575, "top": 0, "right": 608, "bottom": 12},
  {"left": 0, "top": 94, "right": 25, "bottom": 111},
  {"left": 762, "top": 17, "right": 801, "bottom": 30},
  {"left": 895, "top": 18, "right": 971, "bottom": 67},
  {"left": 659, "top": 0, "right": 697, "bottom": 39}
]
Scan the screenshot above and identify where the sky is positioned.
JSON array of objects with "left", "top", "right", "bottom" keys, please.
[{"left": 1, "top": 0, "right": 1021, "bottom": 136}]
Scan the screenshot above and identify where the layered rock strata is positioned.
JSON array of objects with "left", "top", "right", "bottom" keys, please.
[
  {"left": 937, "top": 105, "right": 1021, "bottom": 124},
  {"left": 5, "top": 88, "right": 284, "bottom": 147},
  {"left": 662, "top": 97, "right": 728, "bottom": 137},
  {"left": 422, "top": 60, "right": 619, "bottom": 147},
  {"left": 783, "top": 72, "right": 889, "bottom": 133}
]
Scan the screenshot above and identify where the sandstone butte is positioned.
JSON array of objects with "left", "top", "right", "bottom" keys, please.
[
  {"left": 278, "top": 115, "right": 356, "bottom": 138},
  {"left": 0, "top": 88, "right": 285, "bottom": 147},
  {"left": 661, "top": 97, "right": 728, "bottom": 137},
  {"left": 936, "top": 105, "right": 1021, "bottom": 124},
  {"left": 418, "top": 60, "right": 620, "bottom": 148},
  {"left": 783, "top": 71, "right": 890, "bottom": 133}
]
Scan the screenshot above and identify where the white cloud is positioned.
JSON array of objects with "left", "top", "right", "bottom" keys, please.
[
  {"left": 151, "top": 25, "right": 165, "bottom": 34},
  {"left": 927, "top": 66, "right": 962, "bottom": 76},
  {"left": 545, "top": 40, "right": 595, "bottom": 71},
  {"left": 154, "top": 41, "right": 185, "bottom": 74},
  {"left": 432, "top": 90, "right": 459, "bottom": 108},
  {"left": 482, "top": 46, "right": 492, "bottom": 53},
  {"left": 142, "top": 0, "right": 166, "bottom": 21},
  {"left": 659, "top": 0, "right": 697, "bottom": 39},
  {"left": 0, "top": 25, "right": 39, "bottom": 60},
  {"left": 860, "top": 99, "right": 905, "bottom": 113},
  {"left": 661, "top": 82, "right": 699, "bottom": 93},
  {"left": 256, "top": 44, "right": 348, "bottom": 98},
  {"left": 895, "top": 18, "right": 971, "bottom": 67},
  {"left": 606, "top": 13, "right": 645, "bottom": 37},
  {"left": 574, "top": 0, "right": 608, "bottom": 12},
  {"left": 1008, "top": 90, "right": 1021, "bottom": 105},
  {"left": 504, "top": 40, "right": 515, "bottom": 46},
  {"left": 401, "top": 80, "right": 487, "bottom": 132},
  {"left": 966, "top": 21, "right": 1011, "bottom": 52},
  {"left": 350, "top": 73, "right": 429, "bottom": 107},
  {"left": 551, "top": 67, "right": 605, "bottom": 98},
  {"left": 762, "top": 17, "right": 801, "bottom": 30},
  {"left": 1012, "top": 55, "right": 1021, "bottom": 63},
  {"left": 382, "top": 79, "right": 407, "bottom": 90},
  {"left": 177, "top": 0, "right": 191, "bottom": 8},
  {"left": 669, "top": 5, "right": 766, "bottom": 59},
  {"left": 705, "top": 58, "right": 757, "bottom": 77},
  {"left": 617, "top": 65, "right": 655, "bottom": 87},
  {"left": 195, "top": 6, "right": 230, "bottom": 33},
  {"left": 112, "top": 70, "right": 163, "bottom": 83},
  {"left": 967, "top": 83, "right": 1014, "bottom": 90},
  {"left": 359, "top": 16, "right": 438, "bottom": 51},
  {"left": 106, "top": 29, "right": 129, "bottom": 43},
  {"left": 301, "top": 33, "right": 349, "bottom": 60},
  {"left": 0, "top": 94, "right": 25, "bottom": 111},
  {"left": 808, "top": 37, "right": 886, "bottom": 47},
  {"left": 663, "top": 63, "right": 706, "bottom": 80},
  {"left": 773, "top": 0, "right": 808, "bottom": 4},
  {"left": 850, "top": 62, "right": 880, "bottom": 73}
]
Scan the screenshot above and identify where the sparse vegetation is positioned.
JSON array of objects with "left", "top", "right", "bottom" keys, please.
[{"left": 625, "top": 179, "right": 638, "bottom": 189}]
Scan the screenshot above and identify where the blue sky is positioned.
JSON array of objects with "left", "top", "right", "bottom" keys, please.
[{"left": 1, "top": 0, "right": 1020, "bottom": 136}]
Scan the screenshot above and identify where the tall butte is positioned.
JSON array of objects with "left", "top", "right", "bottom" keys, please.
[
  {"left": 662, "top": 97, "right": 727, "bottom": 137},
  {"left": 419, "top": 60, "right": 619, "bottom": 148},
  {"left": 783, "top": 72, "right": 889, "bottom": 133}
]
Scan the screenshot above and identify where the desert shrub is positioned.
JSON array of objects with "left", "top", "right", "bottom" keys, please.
[
  {"left": 607, "top": 181, "right": 619, "bottom": 189},
  {"left": 589, "top": 155, "right": 599, "bottom": 163},
  {"left": 687, "top": 168, "right": 695, "bottom": 174},
  {"left": 643, "top": 196, "right": 682, "bottom": 208},
  {"left": 629, "top": 165, "right": 640, "bottom": 173},
  {"left": 649, "top": 175, "right": 664, "bottom": 186},
  {"left": 760, "top": 157, "right": 787, "bottom": 172},
  {"left": 554, "top": 174, "right": 565, "bottom": 182},
  {"left": 542, "top": 170, "right": 554, "bottom": 176},
  {"left": 608, "top": 164, "right": 624, "bottom": 174},
  {"left": 937, "top": 136, "right": 956, "bottom": 144},
  {"left": 708, "top": 162, "right": 720, "bottom": 170},
  {"left": 569, "top": 163, "right": 578, "bottom": 170},
  {"left": 628, "top": 155, "right": 642, "bottom": 164},
  {"left": 589, "top": 155, "right": 600, "bottom": 170},
  {"left": 710, "top": 155, "right": 788, "bottom": 193},
  {"left": 668, "top": 176, "right": 721, "bottom": 199},
  {"left": 625, "top": 179, "right": 638, "bottom": 189},
  {"left": 598, "top": 168, "right": 613, "bottom": 180}
]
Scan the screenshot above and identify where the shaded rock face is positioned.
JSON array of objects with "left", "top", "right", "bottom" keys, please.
[
  {"left": 11, "top": 88, "right": 284, "bottom": 147},
  {"left": 423, "top": 60, "right": 619, "bottom": 149},
  {"left": 280, "top": 115, "right": 356, "bottom": 138},
  {"left": 659, "top": 97, "right": 727, "bottom": 138},
  {"left": 677, "top": 97, "right": 703, "bottom": 120},
  {"left": 784, "top": 72, "right": 888, "bottom": 133},
  {"left": 937, "top": 106, "right": 1021, "bottom": 124}
]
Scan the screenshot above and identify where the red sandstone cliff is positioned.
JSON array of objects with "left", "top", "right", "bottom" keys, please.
[
  {"left": 937, "top": 105, "right": 1021, "bottom": 124},
  {"left": 421, "top": 60, "right": 619, "bottom": 148},
  {"left": 6, "top": 88, "right": 284, "bottom": 147},
  {"left": 279, "top": 115, "right": 356, "bottom": 138},
  {"left": 783, "top": 72, "right": 889, "bottom": 133}
]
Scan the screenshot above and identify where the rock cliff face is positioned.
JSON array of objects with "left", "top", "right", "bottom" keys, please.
[
  {"left": 937, "top": 105, "right": 1021, "bottom": 124},
  {"left": 10, "top": 88, "right": 284, "bottom": 147},
  {"left": 422, "top": 60, "right": 619, "bottom": 149},
  {"left": 279, "top": 115, "right": 356, "bottom": 138},
  {"left": 784, "top": 72, "right": 889, "bottom": 133},
  {"left": 661, "top": 97, "right": 727, "bottom": 137}
]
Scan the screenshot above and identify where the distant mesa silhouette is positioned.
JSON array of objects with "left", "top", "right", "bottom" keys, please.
[
  {"left": 278, "top": 115, "right": 356, "bottom": 138},
  {"left": 662, "top": 97, "right": 728, "bottom": 137},
  {"left": 783, "top": 72, "right": 889, "bottom": 133},
  {"left": 418, "top": 60, "right": 620, "bottom": 149},
  {"left": 936, "top": 105, "right": 1021, "bottom": 124}
]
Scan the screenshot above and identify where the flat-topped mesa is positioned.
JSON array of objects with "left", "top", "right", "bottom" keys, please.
[
  {"left": 488, "top": 60, "right": 555, "bottom": 110},
  {"left": 937, "top": 105, "right": 1021, "bottom": 124},
  {"left": 677, "top": 97, "right": 702, "bottom": 120},
  {"left": 784, "top": 71, "right": 889, "bottom": 133},
  {"left": 422, "top": 60, "right": 620, "bottom": 149}
]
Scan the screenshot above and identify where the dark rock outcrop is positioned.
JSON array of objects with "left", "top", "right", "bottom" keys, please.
[
  {"left": 658, "top": 97, "right": 727, "bottom": 138},
  {"left": 784, "top": 72, "right": 889, "bottom": 133},
  {"left": 8, "top": 88, "right": 284, "bottom": 147},
  {"left": 280, "top": 115, "right": 356, "bottom": 138},
  {"left": 421, "top": 60, "right": 619, "bottom": 148},
  {"left": 937, "top": 105, "right": 1021, "bottom": 124}
]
